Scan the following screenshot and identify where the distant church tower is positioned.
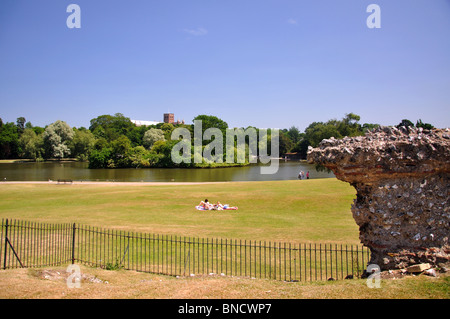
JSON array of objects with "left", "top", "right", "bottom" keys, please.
[{"left": 164, "top": 113, "right": 174, "bottom": 124}]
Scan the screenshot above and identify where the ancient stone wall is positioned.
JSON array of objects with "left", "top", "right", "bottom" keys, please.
[{"left": 307, "top": 126, "right": 449, "bottom": 270}]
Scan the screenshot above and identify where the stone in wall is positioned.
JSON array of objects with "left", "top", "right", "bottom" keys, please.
[{"left": 307, "top": 126, "right": 450, "bottom": 270}]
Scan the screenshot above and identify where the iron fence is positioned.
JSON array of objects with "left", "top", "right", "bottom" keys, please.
[{"left": 1, "top": 219, "right": 370, "bottom": 281}]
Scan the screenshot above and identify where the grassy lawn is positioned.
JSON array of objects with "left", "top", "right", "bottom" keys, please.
[
  {"left": 0, "top": 179, "right": 359, "bottom": 244},
  {"left": 0, "top": 179, "right": 448, "bottom": 300}
]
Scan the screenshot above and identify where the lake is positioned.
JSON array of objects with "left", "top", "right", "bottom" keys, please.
[{"left": 0, "top": 161, "right": 333, "bottom": 183}]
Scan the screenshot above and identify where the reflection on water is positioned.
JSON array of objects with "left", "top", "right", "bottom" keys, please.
[{"left": 0, "top": 161, "right": 333, "bottom": 182}]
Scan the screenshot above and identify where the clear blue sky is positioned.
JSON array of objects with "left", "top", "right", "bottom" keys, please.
[{"left": 1, "top": 0, "right": 449, "bottom": 130}]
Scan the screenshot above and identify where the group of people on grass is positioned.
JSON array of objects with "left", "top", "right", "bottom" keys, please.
[
  {"left": 197, "top": 199, "right": 238, "bottom": 211},
  {"left": 298, "top": 170, "right": 310, "bottom": 180}
]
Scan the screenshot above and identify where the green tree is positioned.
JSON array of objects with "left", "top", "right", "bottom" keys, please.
[
  {"left": 0, "top": 121, "right": 20, "bottom": 159},
  {"left": 16, "top": 117, "right": 26, "bottom": 134},
  {"left": 362, "top": 123, "right": 380, "bottom": 132},
  {"left": 70, "top": 128, "right": 96, "bottom": 161},
  {"left": 415, "top": 119, "right": 434, "bottom": 130},
  {"left": 18, "top": 128, "right": 44, "bottom": 160},
  {"left": 193, "top": 115, "right": 228, "bottom": 134},
  {"left": 291, "top": 138, "right": 310, "bottom": 159},
  {"left": 293, "top": 113, "right": 372, "bottom": 159},
  {"left": 396, "top": 119, "right": 414, "bottom": 128},
  {"left": 88, "top": 147, "right": 112, "bottom": 168},
  {"left": 127, "top": 145, "right": 151, "bottom": 168},
  {"left": 193, "top": 115, "right": 229, "bottom": 157},
  {"left": 279, "top": 131, "right": 293, "bottom": 155},
  {"left": 338, "top": 113, "right": 362, "bottom": 137},
  {"left": 286, "top": 126, "right": 301, "bottom": 144},
  {"left": 159, "top": 123, "right": 175, "bottom": 139},
  {"left": 110, "top": 135, "right": 132, "bottom": 167},
  {"left": 89, "top": 113, "right": 134, "bottom": 142},
  {"left": 148, "top": 139, "right": 193, "bottom": 168},
  {"left": 304, "top": 121, "right": 341, "bottom": 147},
  {"left": 43, "top": 120, "right": 74, "bottom": 159},
  {"left": 396, "top": 119, "right": 433, "bottom": 130},
  {"left": 127, "top": 125, "right": 149, "bottom": 147},
  {"left": 143, "top": 128, "right": 165, "bottom": 149},
  {"left": 93, "top": 137, "right": 109, "bottom": 151}
]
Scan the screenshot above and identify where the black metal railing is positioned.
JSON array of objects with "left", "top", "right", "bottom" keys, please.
[{"left": 1, "top": 219, "right": 370, "bottom": 281}]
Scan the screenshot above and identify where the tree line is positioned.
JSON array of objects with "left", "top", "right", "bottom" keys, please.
[{"left": 0, "top": 113, "right": 433, "bottom": 168}]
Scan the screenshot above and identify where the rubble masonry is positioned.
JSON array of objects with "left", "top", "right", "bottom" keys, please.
[{"left": 307, "top": 126, "right": 450, "bottom": 269}]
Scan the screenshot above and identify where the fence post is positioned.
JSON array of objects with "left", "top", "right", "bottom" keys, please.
[
  {"left": 71, "top": 223, "right": 76, "bottom": 264},
  {"left": 3, "top": 219, "right": 8, "bottom": 270}
]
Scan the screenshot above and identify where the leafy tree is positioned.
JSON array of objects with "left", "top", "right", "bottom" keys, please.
[
  {"left": 127, "top": 146, "right": 151, "bottom": 168},
  {"left": 343, "top": 112, "right": 360, "bottom": 125},
  {"left": 110, "top": 135, "right": 132, "bottom": 167},
  {"left": 88, "top": 147, "right": 112, "bottom": 168},
  {"left": 396, "top": 119, "right": 414, "bottom": 128},
  {"left": 111, "top": 135, "right": 131, "bottom": 154},
  {"left": 70, "top": 128, "right": 96, "bottom": 161},
  {"left": 150, "top": 140, "right": 187, "bottom": 167},
  {"left": 286, "top": 126, "right": 301, "bottom": 144},
  {"left": 0, "top": 121, "right": 20, "bottom": 158},
  {"left": 304, "top": 121, "right": 341, "bottom": 148},
  {"left": 278, "top": 131, "right": 293, "bottom": 155},
  {"left": 338, "top": 113, "right": 362, "bottom": 137},
  {"left": 43, "top": 120, "right": 74, "bottom": 159},
  {"left": 193, "top": 115, "right": 228, "bottom": 134},
  {"left": 415, "top": 119, "right": 434, "bottom": 130},
  {"left": 93, "top": 137, "right": 109, "bottom": 151},
  {"left": 292, "top": 113, "right": 373, "bottom": 159},
  {"left": 192, "top": 115, "right": 229, "bottom": 159},
  {"left": 143, "top": 128, "right": 165, "bottom": 149},
  {"left": 362, "top": 123, "right": 380, "bottom": 132},
  {"left": 18, "top": 128, "right": 44, "bottom": 160},
  {"left": 16, "top": 117, "right": 26, "bottom": 134},
  {"left": 89, "top": 113, "right": 134, "bottom": 142},
  {"left": 31, "top": 125, "right": 45, "bottom": 136},
  {"left": 127, "top": 125, "right": 149, "bottom": 147},
  {"left": 396, "top": 119, "right": 434, "bottom": 130},
  {"left": 159, "top": 123, "right": 175, "bottom": 139},
  {"left": 291, "top": 138, "right": 310, "bottom": 159}
]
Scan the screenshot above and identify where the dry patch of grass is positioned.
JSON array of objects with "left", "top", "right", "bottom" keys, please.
[{"left": 0, "top": 265, "right": 448, "bottom": 299}]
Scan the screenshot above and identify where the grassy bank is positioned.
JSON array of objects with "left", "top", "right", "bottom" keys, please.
[{"left": 0, "top": 178, "right": 359, "bottom": 244}]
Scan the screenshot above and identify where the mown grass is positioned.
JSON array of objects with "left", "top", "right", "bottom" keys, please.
[
  {"left": 0, "top": 179, "right": 448, "bottom": 300},
  {"left": 0, "top": 179, "right": 359, "bottom": 244}
]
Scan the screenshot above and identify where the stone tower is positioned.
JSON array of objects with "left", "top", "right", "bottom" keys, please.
[{"left": 164, "top": 113, "right": 174, "bottom": 124}]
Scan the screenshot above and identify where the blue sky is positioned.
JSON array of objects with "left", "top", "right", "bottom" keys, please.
[{"left": 1, "top": 0, "right": 449, "bottom": 130}]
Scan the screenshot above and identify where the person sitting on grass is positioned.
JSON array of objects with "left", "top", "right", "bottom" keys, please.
[{"left": 199, "top": 199, "right": 213, "bottom": 210}]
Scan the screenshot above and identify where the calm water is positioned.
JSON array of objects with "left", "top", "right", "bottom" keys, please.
[{"left": 0, "top": 161, "right": 333, "bottom": 182}]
